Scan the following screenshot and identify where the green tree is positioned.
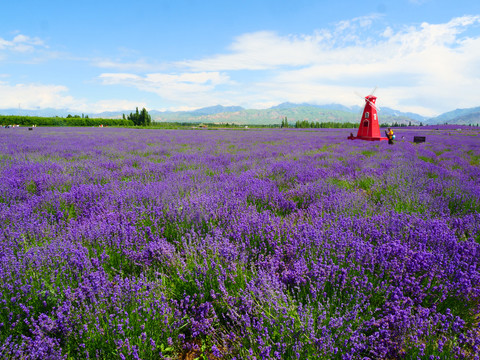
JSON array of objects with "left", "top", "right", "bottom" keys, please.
[
  {"left": 128, "top": 107, "right": 140, "bottom": 126},
  {"left": 140, "top": 107, "right": 151, "bottom": 126},
  {"left": 128, "top": 107, "right": 151, "bottom": 126}
]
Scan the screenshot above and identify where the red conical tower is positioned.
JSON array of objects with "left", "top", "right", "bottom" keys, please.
[{"left": 348, "top": 93, "right": 387, "bottom": 141}]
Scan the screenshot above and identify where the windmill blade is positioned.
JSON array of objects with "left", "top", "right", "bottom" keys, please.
[
  {"left": 354, "top": 91, "right": 365, "bottom": 99},
  {"left": 357, "top": 105, "right": 364, "bottom": 118},
  {"left": 355, "top": 91, "right": 381, "bottom": 112},
  {"left": 355, "top": 87, "right": 377, "bottom": 98},
  {"left": 365, "top": 98, "right": 380, "bottom": 112},
  {"left": 354, "top": 91, "right": 366, "bottom": 118}
]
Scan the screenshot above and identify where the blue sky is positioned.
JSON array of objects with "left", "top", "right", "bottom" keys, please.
[{"left": 1, "top": 0, "right": 480, "bottom": 116}]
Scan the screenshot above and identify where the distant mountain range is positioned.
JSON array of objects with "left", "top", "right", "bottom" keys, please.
[
  {"left": 426, "top": 106, "right": 480, "bottom": 126},
  {"left": 1, "top": 103, "right": 479, "bottom": 126}
]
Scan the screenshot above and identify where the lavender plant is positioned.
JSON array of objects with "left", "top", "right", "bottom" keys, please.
[{"left": 0, "top": 126, "right": 479, "bottom": 359}]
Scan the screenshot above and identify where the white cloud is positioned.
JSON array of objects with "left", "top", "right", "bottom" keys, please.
[
  {"left": 166, "top": 15, "right": 480, "bottom": 115},
  {"left": 0, "top": 34, "right": 46, "bottom": 53},
  {"left": 178, "top": 31, "right": 328, "bottom": 71},
  {"left": 334, "top": 14, "right": 381, "bottom": 34},
  {"left": 89, "top": 99, "right": 147, "bottom": 113},
  {"left": 0, "top": 80, "right": 148, "bottom": 113},
  {"left": 6, "top": 16, "right": 480, "bottom": 116},
  {"left": 92, "top": 58, "right": 169, "bottom": 72},
  {"left": 100, "top": 73, "right": 142, "bottom": 84},
  {"left": 98, "top": 71, "right": 232, "bottom": 108},
  {"left": 177, "top": 15, "right": 383, "bottom": 72},
  {"left": 0, "top": 81, "right": 81, "bottom": 109},
  {"left": 180, "top": 15, "right": 480, "bottom": 71}
]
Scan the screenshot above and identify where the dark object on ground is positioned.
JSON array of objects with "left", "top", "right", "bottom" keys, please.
[
  {"left": 413, "top": 136, "right": 426, "bottom": 143},
  {"left": 28, "top": 127, "right": 33, "bottom": 131}
]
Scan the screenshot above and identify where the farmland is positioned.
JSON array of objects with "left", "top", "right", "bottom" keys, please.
[{"left": 0, "top": 126, "right": 479, "bottom": 359}]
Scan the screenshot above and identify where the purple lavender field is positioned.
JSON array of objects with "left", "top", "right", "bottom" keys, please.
[{"left": 1, "top": 127, "right": 479, "bottom": 359}]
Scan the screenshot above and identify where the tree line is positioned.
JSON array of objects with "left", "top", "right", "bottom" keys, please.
[
  {"left": 0, "top": 115, "right": 134, "bottom": 127},
  {"left": 0, "top": 107, "right": 154, "bottom": 127},
  {"left": 283, "top": 116, "right": 430, "bottom": 128},
  {"left": 281, "top": 117, "right": 357, "bottom": 129},
  {"left": 124, "top": 107, "right": 151, "bottom": 126}
]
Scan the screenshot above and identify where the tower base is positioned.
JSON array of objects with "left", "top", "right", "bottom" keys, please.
[{"left": 348, "top": 135, "right": 388, "bottom": 141}]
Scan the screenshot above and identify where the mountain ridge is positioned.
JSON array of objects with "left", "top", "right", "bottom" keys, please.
[
  {"left": 427, "top": 106, "right": 480, "bottom": 125},
  {"left": 1, "top": 103, "right": 479, "bottom": 126}
]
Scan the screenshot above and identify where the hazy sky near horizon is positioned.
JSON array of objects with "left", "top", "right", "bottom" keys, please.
[{"left": 1, "top": 0, "right": 480, "bottom": 116}]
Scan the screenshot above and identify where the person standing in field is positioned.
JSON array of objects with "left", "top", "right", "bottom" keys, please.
[{"left": 385, "top": 127, "right": 394, "bottom": 145}]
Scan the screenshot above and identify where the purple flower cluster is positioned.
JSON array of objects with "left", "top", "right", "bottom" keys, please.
[{"left": 0, "top": 126, "right": 479, "bottom": 359}]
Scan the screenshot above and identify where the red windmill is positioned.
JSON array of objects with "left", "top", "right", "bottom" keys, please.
[{"left": 348, "top": 88, "right": 387, "bottom": 141}]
